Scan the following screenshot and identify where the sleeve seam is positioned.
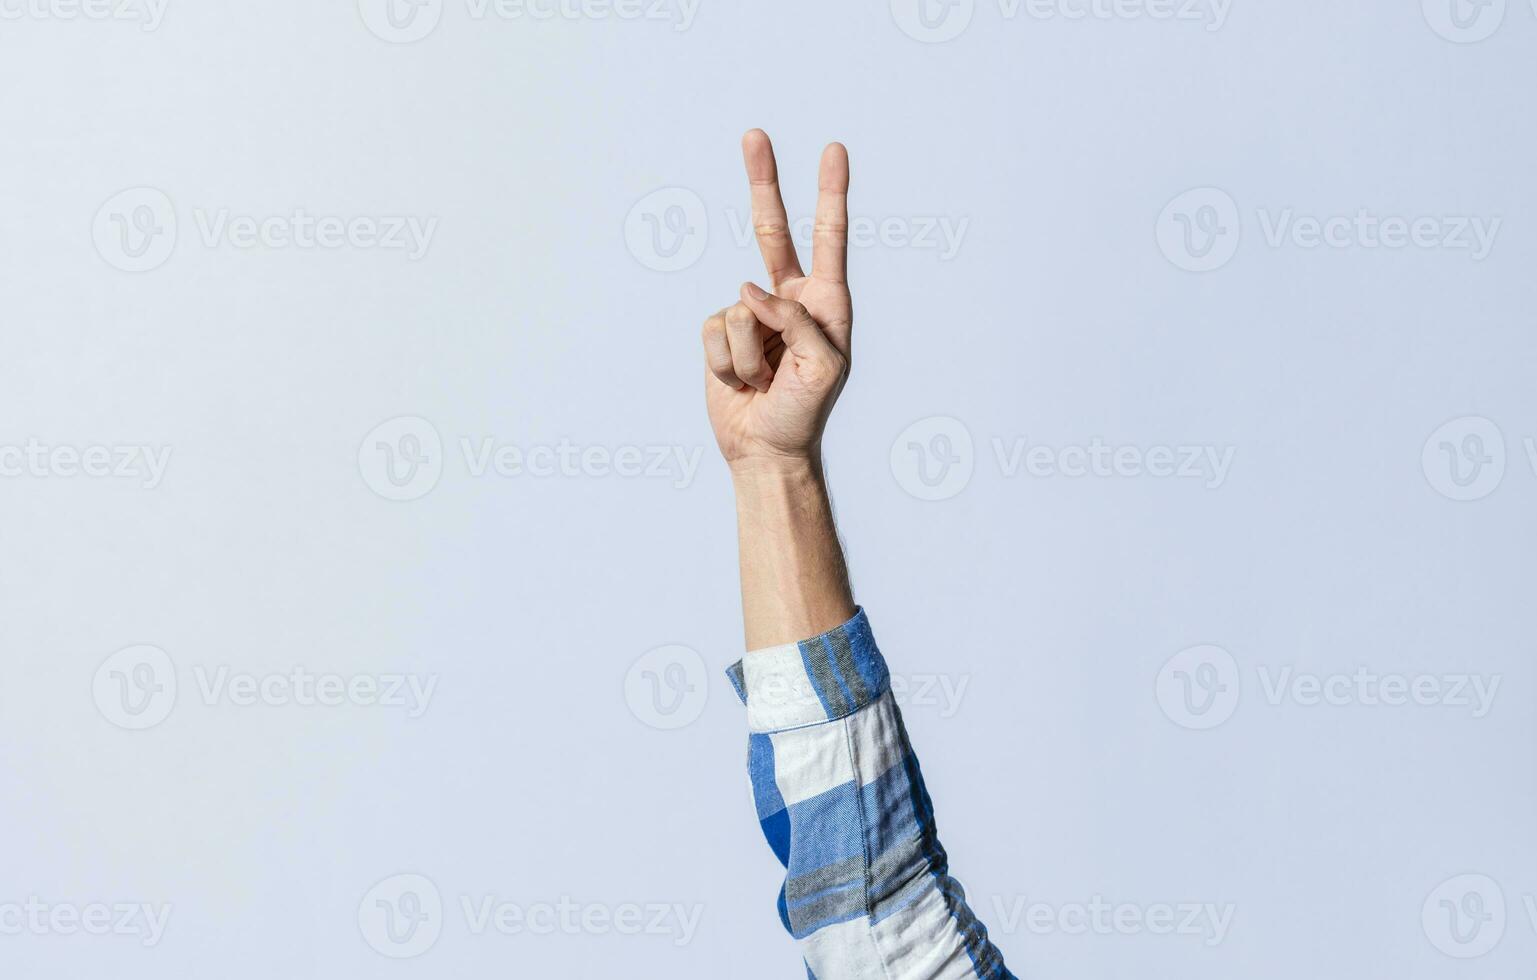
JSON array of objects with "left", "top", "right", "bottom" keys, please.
[{"left": 749, "top": 691, "right": 887, "bottom": 736}]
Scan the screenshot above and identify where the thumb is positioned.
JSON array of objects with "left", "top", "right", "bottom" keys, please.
[{"left": 738, "top": 282, "right": 837, "bottom": 360}]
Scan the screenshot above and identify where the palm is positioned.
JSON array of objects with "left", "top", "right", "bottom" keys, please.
[
  {"left": 704, "top": 279, "right": 852, "bottom": 459},
  {"left": 703, "top": 131, "right": 852, "bottom": 462}
]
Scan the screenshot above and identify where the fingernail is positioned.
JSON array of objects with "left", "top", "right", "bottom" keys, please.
[{"left": 743, "top": 282, "right": 768, "bottom": 300}]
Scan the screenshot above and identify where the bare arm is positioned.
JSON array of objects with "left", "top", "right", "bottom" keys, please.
[{"left": 731, "top": 457, "right": 854, "bottom": 650}]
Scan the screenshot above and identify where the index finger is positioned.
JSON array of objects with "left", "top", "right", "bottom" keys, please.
[
  {"left": 812, "top": 142, "right": 849, "bottom": 284},
  {"left": 742, "top": 129, "right": 803, "bottom": 287}
]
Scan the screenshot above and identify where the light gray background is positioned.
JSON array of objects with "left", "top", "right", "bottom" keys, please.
[{"left": 2, "top": 0, "right": 1534, "bottom": 976}]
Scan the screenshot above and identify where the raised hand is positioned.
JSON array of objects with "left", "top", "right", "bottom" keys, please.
[{"left": 702, "top": 130, "right": 852, "bottom": 466}]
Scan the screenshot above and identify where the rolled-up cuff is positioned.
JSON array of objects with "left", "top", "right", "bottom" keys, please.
[{"left": 725, "top": 608, "right": 891, "bottom": 734}]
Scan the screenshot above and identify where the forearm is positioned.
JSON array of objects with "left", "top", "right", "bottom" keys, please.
[{"left": 731, "top": 456, "right": 856, "bottom": 651}]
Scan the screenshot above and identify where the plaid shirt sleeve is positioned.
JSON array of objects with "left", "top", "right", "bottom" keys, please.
[{"left": 725, "top": 609, "right": 1016, "bottom": 980}]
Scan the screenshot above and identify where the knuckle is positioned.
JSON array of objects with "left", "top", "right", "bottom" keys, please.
[{"left": 754, "top": 221, "right": 792, "bottom": 243}]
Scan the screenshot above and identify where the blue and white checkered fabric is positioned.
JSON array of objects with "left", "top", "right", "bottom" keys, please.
[{"left": 726, "top": 610, "right": 1015, "bottom": 980}]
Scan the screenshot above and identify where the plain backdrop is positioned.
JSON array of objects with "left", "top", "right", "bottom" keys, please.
[{"left": 1, "top": 1, "right": 1534, "bottom": 977}]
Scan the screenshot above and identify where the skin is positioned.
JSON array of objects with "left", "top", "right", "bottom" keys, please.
[{"left": 702, "top": 130, "right": 858, "bottom": 650}]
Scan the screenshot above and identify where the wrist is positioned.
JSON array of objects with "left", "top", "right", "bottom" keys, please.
[{"left": 728, "top": 451, "right": 824, "bottom": 484}]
